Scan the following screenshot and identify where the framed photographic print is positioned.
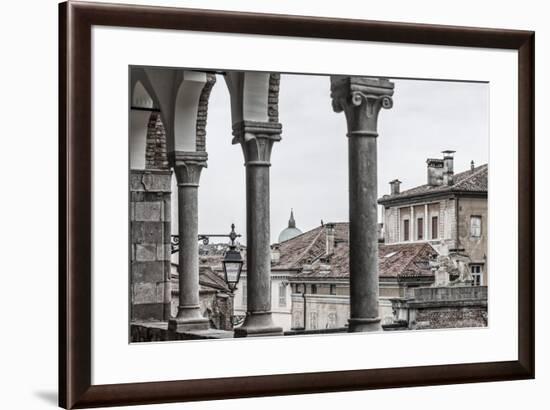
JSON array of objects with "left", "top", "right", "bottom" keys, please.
[{"left": 59, "top": 1, "right": 534, "bottom": 408}]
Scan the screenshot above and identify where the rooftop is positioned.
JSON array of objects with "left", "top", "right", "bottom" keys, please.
[
  {"left": 273, "top": 222, "right": 437, "bottom": 280},
  {"left": 192, "top": 223, "right": 437, "bottom": 281},
  {"left": 379, "top": 163, "right": 488, "bottom": 205}
]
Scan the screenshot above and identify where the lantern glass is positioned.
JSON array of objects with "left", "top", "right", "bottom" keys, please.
[{"left": 222, "top": 248, "right": 243, "bottom": 291}]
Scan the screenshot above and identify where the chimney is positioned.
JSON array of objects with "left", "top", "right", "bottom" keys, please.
[
  {"left": 471, "top": 160, "right": 475, "bottom": 171},
  {"left": 442, "top": 150, "right": 455, "bottom": 186},
  {"left": 426, "top": 158, "right": 444, "bottom": 186},
  {"left": 377, "top": 222, "right": 385, "bottom": 243},
  {"left": 325, "top": 223, "right": 335, "bottom": 255},
  {"left": 389, "top": 179, "right": 401, "bottom": 195},
  {"left": 271, "top": 243, "right": 280, "bottom": 264}
]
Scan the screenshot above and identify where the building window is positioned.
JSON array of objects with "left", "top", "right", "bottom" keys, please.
[
  {"left": 417, "top": 218, "right": 424, "bottom": 240},
  {"left": 403, "top": 219, "right": 410, "bottom": 241},
  {"left": 278, "top": 283, "right": 286, "bottom": 307},
  {"left": 470, "top": 216, "right": 482, "bottom": 238},
  {"left": 431, "top": 216, "right": 439, "bottom": 239},
  {"left": 242, "top": 282, "right": 247, "bottom": 306},
  {"left": 311, "top": 284, "right": 317, "bottom": 294},
  {"left": 330, "top": 284, "right": 336, "bottom": 295},
  {"left": 470, "top": 264, "right": 483, "bottom": 286}
]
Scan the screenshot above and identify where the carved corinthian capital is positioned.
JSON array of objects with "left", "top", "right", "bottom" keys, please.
[
  {"left": 169, "top": 151, "right": 208, "bottom": 187},
  {"left": 232, "top": 121, "right": 282, "bottom": 166},
  {"left": 330, "top": 76, "right": 395, "bottom": 137}
]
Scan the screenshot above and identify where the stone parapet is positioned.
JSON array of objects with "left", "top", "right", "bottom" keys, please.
[{"left": 390, "top": 286, "right": 488, "bottom": 330}]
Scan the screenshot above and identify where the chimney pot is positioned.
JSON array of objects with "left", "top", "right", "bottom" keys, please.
[
  {"left": 271, "top": 243, "right": 280, "bottom": 264},
  {"left": 442, "top": 150, "right": 455, "bottom": 186},
  {"left": 325, "top": 223, "right": 335, "bottom": 255},
  {"left": 389, "top": 179, "right": 402, "bottom": 195},
  {"left": 426, "top": 158, "right": 444, "bottom": 186}
]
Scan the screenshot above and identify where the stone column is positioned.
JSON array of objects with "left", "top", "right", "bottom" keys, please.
[
  {"left": 168, "top": 151, "right": 209, "bottom": 331},
  {"left": 424, "top": 203, "right": 429, "bottom": 240},
  {"left": 410, "top": 205, "right": 415, "bottom": 241},
  {"left": 233, "top": 121, "right": 283, "bottom": 337},
  {"left": 397, "top": 208, "right": 401, "bottom": 242},
  {"left": 330, "top": 77, "right": 394, "bottom": 332}
]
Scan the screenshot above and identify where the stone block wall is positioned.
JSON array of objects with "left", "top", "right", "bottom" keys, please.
[
  {"left": 145, "top": 113, "right": 169, "bottom": 170},
  {"left": 195, "top": 73, "right": 216, "bottom": 152},
  {"left": 130, "top": 169, "right": 172, "bottom": 322},
  {"left": 414, "top": 305, "right": 487, "bottom": 329}
]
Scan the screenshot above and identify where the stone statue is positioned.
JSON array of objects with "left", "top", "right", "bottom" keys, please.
[{"left": 430, "top": 253, "right": 473, "bottom": 287}]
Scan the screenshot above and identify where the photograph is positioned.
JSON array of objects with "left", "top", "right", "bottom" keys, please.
[
  {"left": 52, "top": 1, "right": 535, "bottom": 408},
  {"left": 129, "top": 67, "right": 489, "bottom": 342}
]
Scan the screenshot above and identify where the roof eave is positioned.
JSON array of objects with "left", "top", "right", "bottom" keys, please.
[{"left": 378, "top": 189, "right": 487, "bottom": 207}]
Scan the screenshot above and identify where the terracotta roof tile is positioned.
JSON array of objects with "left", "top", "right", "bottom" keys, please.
[{"left": 274, "top": 222, "right": 437, "bottom": 280}]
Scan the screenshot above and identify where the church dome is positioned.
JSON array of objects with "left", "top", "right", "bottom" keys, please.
[{"left": 278, "top": 209, "right": 302, "bottom": 243}]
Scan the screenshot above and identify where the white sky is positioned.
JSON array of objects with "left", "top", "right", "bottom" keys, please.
[{"left": 196, "top": 74, "right": 489, "bottom": 244}]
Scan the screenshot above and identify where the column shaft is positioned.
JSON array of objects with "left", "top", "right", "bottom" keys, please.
[
  {"left": 330, "top": 76, "right": 394, "bottom": 333},
  {"left": 233, "top": 121, "right": 283, "bottom": 337},
  {"left": 168, "top": 153, "right": 209, "bottom": 332},
  {"left": 177, "top": 184, "right": 201, "bottom": 312},
  {"left": 348, "top": 136, "right": 381, "bottom": 332},
  {"left": 245, "top": 164, "right": 272, "bottom": 314}
]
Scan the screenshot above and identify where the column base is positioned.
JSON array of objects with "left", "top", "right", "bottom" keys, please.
[
  {"left": 234, "top": 312, "right": 283, "bottom": 338},
  {"left": 348, "top": 317, "right": 382, "bottom": 333},
  {"left": 168, "top": 307, "right": 210, "bottom": 332}
]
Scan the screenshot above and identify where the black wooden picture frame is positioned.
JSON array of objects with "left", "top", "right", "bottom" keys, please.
[{"left": 59, "top": 1, "right": 535, "bottom": 408}]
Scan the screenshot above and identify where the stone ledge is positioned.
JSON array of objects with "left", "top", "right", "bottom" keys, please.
[{"left": 130, "top": 323, "right": 233, "bottom": 342}]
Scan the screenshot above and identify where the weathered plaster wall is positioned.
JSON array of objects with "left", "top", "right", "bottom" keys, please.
[{"left": 457, "top": 197, "right": 488, "bottom": 263}]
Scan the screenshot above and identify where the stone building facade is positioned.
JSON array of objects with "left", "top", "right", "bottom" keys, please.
[{"left": 379, "top": 152, "right": 488, "bottom": 286}]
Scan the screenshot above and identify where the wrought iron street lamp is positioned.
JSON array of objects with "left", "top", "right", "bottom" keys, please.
[
  {"left": 170, "top": 223, "right": 244, "bottom": 292},
  {"left": 170, "top": 223, "right": 245, "bottom": 328},
  {"left": 222, "top": 224, "right": 244, "bottom": 292}
]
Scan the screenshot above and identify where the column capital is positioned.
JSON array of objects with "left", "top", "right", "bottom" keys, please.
[
  {"left": 232, "top": 120, "right": 282, "bottom": 166},
  {"left": 169, "top": 151, "right": 208, "bottom": 187},
  {"left": 330, "top": 76, "right": 394, "bottom": 137}
]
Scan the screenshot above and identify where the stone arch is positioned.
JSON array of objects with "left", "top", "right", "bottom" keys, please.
[
  {"left": 224, "top": 71, "right": 271, "bottom": 125},
  {"left": 130, "top": 79, "right": 160, "bottom": 169},
  {"left": 172, "top": 72, "right": 217, "bottom": 152}
]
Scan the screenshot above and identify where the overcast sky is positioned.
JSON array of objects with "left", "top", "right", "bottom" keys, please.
[{"left": 196, "top": 74, "right": 489, "bottom": 244}]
